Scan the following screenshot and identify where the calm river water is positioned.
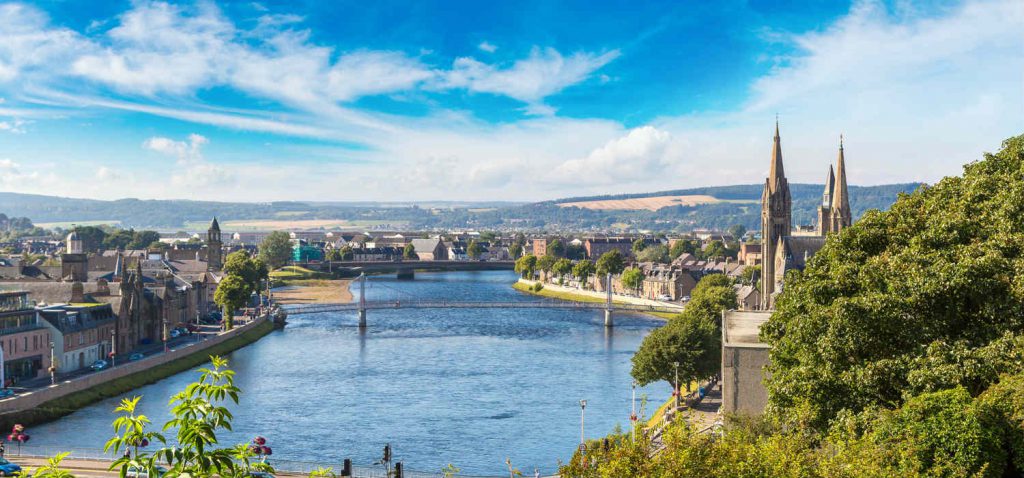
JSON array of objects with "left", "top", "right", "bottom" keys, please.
[{"left": 29, "top": 271, "right": 667, "bottom": 475}]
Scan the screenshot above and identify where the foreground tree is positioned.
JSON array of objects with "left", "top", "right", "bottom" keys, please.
[
  {"left": 552, "top": 258, "right": 573, "bottom": 282},
  {"left": 537, "top": 254, "right": 557, "bottom": 279},
  {"left": 403, "top": 243, "right": 416, "bottom": 260},
  {"left": 762, "top": 134, "right": 1024, "bottom": 430},
  {"left": 259, "top": 231, "right": 293, "bottom": 269},
  {"left": 107, "top": 356, "right": 272, "bottom": 478},
  {"left": 467, "top": 240, "right": 484, "bottom": 260}
]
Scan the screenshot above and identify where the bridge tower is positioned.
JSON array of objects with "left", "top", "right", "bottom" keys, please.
[
  {"left": 358, "top": 273, "right": 367, "bottom": 328},
  {"left": 604, "top": 272, "right": 614, "bottom": 327}
]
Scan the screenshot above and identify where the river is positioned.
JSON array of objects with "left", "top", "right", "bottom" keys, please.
[{"left": 28, "top": 271, "right": 668, "bottom": 475}]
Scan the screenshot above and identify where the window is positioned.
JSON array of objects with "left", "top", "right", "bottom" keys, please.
[
  {"left": 22, "top": 337, "right": 27, "bottom": 351},
  {"left": 79, "top": 334, "right": 84, "bottom": 345}
]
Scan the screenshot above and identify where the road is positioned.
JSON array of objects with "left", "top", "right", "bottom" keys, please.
[{"left": 9, "top": 323, "right": 226, "bottom": 393}]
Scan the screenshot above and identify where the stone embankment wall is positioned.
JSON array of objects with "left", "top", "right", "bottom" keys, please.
[{"left": 0, "top": 318, "right": 274, "bottom": 427}]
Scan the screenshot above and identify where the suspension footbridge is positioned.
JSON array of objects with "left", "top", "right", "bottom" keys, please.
[{"left": 283, "top": 274, "right": 683, "bottom": 327}]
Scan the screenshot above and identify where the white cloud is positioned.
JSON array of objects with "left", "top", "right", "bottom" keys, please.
[
  {"left": 325, "top": 51, "right": 435, "bottom": 102},
  {"left": 95, "top": 166, "right": 120, "bottom": 181},
  {"left": 440, "top": 47, "right": 621, "bottom": 114},
  {"left": 142, "top": 133, "right": 234, "bottom": 189},
  {"left": 0, "top": 118, "right": 26, "bottom": 133},
  {"left": 143, "top": 133, "right": 208, "bottom": 162},
  {"left": 551, "top": 126, "right": 675, "bottom": 185},
  {"left": 478, "top": 41, "right": 497, "bottom": 53}
]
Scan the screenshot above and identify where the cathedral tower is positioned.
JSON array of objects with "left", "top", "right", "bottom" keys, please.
[
  {"left": 207, "top": 217, "right": 223, "bottom": 271},
  {"left": 761, "top": 121, "right": 792, "bottom": 309},
  {"left": 818, "top": 136, "right": 852, "bottom": 235}
]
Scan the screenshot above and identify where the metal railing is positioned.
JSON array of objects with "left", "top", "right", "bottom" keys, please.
[
  {"left": 287, "top": 300, "right": 683, "bottom": 316},
  {"left": 9, "top": 445, "right": 505, "bottom": 478}
]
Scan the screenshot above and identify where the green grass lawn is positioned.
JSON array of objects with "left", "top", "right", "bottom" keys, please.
[
  {"left": 511, "top": 281, "right": 679, "bottom": 320},
  {"left": 269, "top": 265, "right": 330, "bottom": 283}
]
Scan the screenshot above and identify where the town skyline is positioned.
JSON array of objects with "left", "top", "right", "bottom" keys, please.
[{"left": 0, "top": 0, "right": 1020, "bottom": 202}]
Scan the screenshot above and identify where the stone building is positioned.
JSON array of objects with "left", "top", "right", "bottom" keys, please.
[
  {"left": 760, "top": 124, "right": 852, "bottom": 309},
  {"left": 817, "top": 137, "right": 852, "bottom": 235},
  {"left": 0, "top": 290, "right": 52, "bottom": 383},
  {"left": 760, "top": 122, "right": 792, "bottom": 310}
]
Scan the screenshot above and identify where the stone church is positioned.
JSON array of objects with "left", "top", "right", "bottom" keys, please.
[{"left": 760, "top": 123, "right": 852, "bottom": 309}]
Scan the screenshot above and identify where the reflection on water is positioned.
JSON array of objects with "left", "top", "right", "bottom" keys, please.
[{"left": 29, "top": 271, "right": 667, "bottom": 475}]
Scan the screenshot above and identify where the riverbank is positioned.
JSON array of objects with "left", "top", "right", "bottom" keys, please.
[
  {"left": 512, "top": 280, "right": 682, "bottom": 320},
  {"left": 0, "top": 318, "right": 274, "bottom": 429},
  {"left": 273, "top": 279, "right": 353, "bottom": 304}
]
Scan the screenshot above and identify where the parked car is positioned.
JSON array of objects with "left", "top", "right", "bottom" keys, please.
[
  {"left": 0, "top": 389, "right": 14, "bottom": 398},
  {"left": 129, "top": 353, "right": 144, "bottom": 361},
  {"left": 90, "top": 359, "right": 109, "bottom": 371},
  {"left": 169, "top": 329, "right": 181, "bottom": 339},
  {"left": 175, "top": 326, "right": 190, "bottom": 336},
  {"left": 186, "top": 324, "right": 199, "bottom": 333},
  {"left": 126, "top": 465, "right": 167, "bottom": 478},
  {"left": 657, "top": 294, "right": 672, "bottom": 301},
  {"left": 0, "top": 457, "right": 22, "bottom": 476}
]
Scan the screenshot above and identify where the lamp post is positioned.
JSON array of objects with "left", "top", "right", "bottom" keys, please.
[
  {"left": 110, "top": 329, "right": 116, "bottom": 367},
  {"left": 631, "top": 380, "right": 638, "bottom": 443},
  {"left": 162, "top": 317, "right": 168, "bottom": 353},
  {"left": 673, "top": 361, "right": 680, "bottom": 409},
  {"left": 49, "top": 342, "right": 56, "bottom": 385},
  {"left": 579, "top": 399, "right": 587, "bottom": 463}
]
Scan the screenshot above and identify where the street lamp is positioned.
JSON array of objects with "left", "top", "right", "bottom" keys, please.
[
  {"left": 631, "top": 380, "right": 638, "bottom": 443},
  {"left": 579, "top": 399, "right": 587, "bottom": 461},
  {"left": 162, "top": 317, "right": 168, "bottom": 353},
  {"left": 110, "top": 329, "right": 116, "bottom": 367},
  {"left": 673, "top": 361, "right": 680, "bottom": 409},
  {"left": 48, "top": 342, "right": 56, "bottom": 385}
]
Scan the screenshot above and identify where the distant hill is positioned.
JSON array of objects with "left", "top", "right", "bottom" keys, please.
[{"left": 0, "top": 183, "right": 922, "bottom": 232}]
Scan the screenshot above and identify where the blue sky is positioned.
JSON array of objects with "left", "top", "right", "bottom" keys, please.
[{"left": 0, "top": 0, "right": 1021, "bottom": 202}]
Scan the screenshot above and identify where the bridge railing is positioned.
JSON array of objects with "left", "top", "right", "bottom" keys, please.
[{"left": 284, "top": 299, "right": 683, "bottom": 316}]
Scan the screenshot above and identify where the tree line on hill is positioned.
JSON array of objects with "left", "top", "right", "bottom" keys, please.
[{"left": 0, "top": 183, "right": 917, "bottom": 231}]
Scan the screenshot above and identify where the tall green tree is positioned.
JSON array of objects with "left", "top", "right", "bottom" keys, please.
[
  {"left": 72, "top": 225, "right": 107, "bottom": 252},
  {"left": 669, "top": 239, "right": 697, "bottom": 259},
  {"left": 632, "top": 238, "right": 647, "bottom": 253},
  {"left": 467, "top": 240, "right": 484, "bottom": 259},
  {"left": 258, "top": 231, "right": 293, "bottom": 269},
  {"left": 637, "top": 244, "right": 670, "bottom": 264},
  {"left": 214, "top": 275, "right": 250, "bottom": 330},
  {"left": 596, "top": 249, "right": 626, "bottom": 276},
  {"left": 536, "top": 254, "right": 557, "bottom": 277},
  {"left": 701, "top": 240, "right": 727, "bottom": 259},
  {"left": 403, "top": 243, "right": 417, "bottom": 260},
  {"left": 631, "top": 274, "right": 737, "bottom": 388},
  {"left": 548, "top": 239, "right": 566, "bottom": 257},
  {"left": 223, "top": 251, "right": 268, "bottom": 293},
  {"left": 509, "top": 243, "right": 523, "bottom": 259},
  {"left": 514, "top": 254, "right": 537, "bottom": 279},
  {"left": 552, "top": 258, "right": 573, "bottom": 280},
  {"left": 572, "top": 260, "right": 596, "bottom": 288},
  {"left": 762, "top": 134, "right": 1024, "bottom": 431},
  {"left": 621, "top": 267, "right": 644, "bottom": 293}
]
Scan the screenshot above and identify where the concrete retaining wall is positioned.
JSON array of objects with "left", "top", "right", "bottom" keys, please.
[
  {"left": 721, "top": 345, "right": 770, "bottom": 415},
  {"left": 0, "top": 318, "right": 271, "bottom": 414}
]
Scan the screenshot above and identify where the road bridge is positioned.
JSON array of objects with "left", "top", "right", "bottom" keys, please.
[{"left": 284, "top": 274, "right": 683, "bottom": 327}]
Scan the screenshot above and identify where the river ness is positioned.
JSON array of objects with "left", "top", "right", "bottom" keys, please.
[{"left": 28, "top": 271, "right": 668, "bottom": 475}]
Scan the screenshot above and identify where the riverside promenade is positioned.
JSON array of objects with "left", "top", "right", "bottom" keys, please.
[{"left": 0, "top": 316, "right": 274, "bottom": 423}]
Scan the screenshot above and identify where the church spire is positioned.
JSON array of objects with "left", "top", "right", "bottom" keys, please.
[
  {"left": 831, "top": 134, "right": 851, "bottom": 225},
  {"left": 822, "top": 164, "right": 835, "bottom": 207},
  {"left": 768, "top": 119, "right": 785, "bottom": 192}
]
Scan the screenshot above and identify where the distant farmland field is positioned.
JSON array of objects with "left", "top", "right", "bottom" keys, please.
[{"left": 557, "top": 195, "right": 756, "bottom": 211}]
